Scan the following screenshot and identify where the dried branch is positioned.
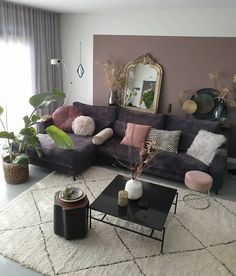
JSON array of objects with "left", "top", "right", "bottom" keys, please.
[
  {"left": 208, "top": 71, "right": 236, "bottom": 107},
  {"left": 132, "top": 138, "right": 159, "bottom": 180},
  {"left": 104, "top": 56, "right": 125, "bottom": 91}
]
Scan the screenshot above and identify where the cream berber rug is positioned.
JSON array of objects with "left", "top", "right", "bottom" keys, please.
[{"left": 0, "top": 166, "right": 235, "bottom": 276}]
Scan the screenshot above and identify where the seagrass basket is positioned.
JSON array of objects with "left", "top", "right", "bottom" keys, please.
[{"left": 2, "top": 161, "right": 29, "bottom": 184}]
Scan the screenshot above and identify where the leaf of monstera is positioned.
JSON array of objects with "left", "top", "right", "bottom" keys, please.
[
  {"left": 20, "top": 127, "right": 36, "bottom": 136},
  {"left": 29, "top": 90, "right": 65, "bottom": 109},
  {"left": 12, "top": 153, "right": 29, "bottom": 167},
  {"left": 23, "top": 115, "right": 30, "bottom": 127},
  {"left": 0, "top": 131, "right": 15, "bottom": 140},
  {"left": 31, "top": 114, "right": 41, "bottom": 123},
  {"left": 46, "top": 125, "right": 74, "bottom": 149},
  {"left": 23, "top": 135, "right": 40, "bottom": 148}
]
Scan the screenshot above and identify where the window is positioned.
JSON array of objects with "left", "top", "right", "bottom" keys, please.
[{"left": 0, "top": 40, "right": 33, "bottom": 133}]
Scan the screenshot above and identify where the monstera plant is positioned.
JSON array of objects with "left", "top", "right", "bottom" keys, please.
[{"left": 0, "top": 90, "right": 73, "bottom": 184}]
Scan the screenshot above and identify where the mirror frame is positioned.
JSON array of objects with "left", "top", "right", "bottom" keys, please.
[{"left": 123, "top": 54, "right": 163, "bottom": 113}]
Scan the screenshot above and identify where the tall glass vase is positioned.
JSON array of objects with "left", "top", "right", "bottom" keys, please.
[
  {"left": 213, "top": 100, "right": 227, "bottom": 121},
  {"left": 108, "top": 89, "right": 116, "bottom": 106}
]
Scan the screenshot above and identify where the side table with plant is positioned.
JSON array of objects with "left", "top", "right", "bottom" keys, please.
[{"left": 0, "top": 91, "right": 73, "bottom": 184}]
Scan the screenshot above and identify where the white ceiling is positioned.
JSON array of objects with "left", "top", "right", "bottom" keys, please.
[{"left": 8, "top": 0, "right": 236, "bottom": 13}]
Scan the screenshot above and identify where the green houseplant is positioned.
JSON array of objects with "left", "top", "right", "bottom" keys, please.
[{"left": 0, "top": 90, "right": 73, "bottom": 184}]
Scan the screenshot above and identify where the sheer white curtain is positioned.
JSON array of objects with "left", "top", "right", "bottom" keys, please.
[
  {"left": 0, "top": 0, "right": 63, "bottom": 125},
  {"left": 0, "top": 40, "right": 33, "bottom": 133}
]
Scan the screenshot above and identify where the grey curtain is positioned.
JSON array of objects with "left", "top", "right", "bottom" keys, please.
[{"left": 0, "top": 1, "right": 63, "bottom": 114}]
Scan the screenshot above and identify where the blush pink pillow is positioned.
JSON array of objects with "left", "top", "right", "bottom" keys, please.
[
  {"left": 121, "top": 123, "right": 151, "bottom": 148},
  {"left": 52, "top": 106, "right": 82, "bottom": 132}
]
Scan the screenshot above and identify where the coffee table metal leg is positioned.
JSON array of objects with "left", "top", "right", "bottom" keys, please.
[
  {"left": 174, "top": 192, "right": 178, "bottom": 214},
  {"left": 89, "top": 209, "right": 92, "bottom": 229},
  {"left": 160, "top": 227, "right": 166, "bottom": 254}
]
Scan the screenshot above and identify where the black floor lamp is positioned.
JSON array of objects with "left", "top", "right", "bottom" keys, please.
[{"left": 51, "top": 58, "right": 72, "bottom": 105}]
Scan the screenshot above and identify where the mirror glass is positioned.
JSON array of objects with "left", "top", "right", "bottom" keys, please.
[{"left": 123, "top": 54, "right": 163, "bottom": 113}]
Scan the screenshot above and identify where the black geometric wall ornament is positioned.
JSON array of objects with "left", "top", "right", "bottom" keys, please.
[{"left": 77, "top": 42, "right": 85, "bottom": 78}]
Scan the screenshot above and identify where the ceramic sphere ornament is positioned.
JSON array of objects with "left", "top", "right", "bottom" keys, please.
[{"left": 182, "top": 100, "right": 197, "bottom": 114}]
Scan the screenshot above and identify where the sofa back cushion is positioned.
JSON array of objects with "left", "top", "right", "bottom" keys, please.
[
  {"left": 52, "top": 105, "right": 81, "bottom": 133},
  {"left": 113, "top": 120, "right": 127, "bottom": 137},
  {"left": 73, "top": 101, "right": 117, "bottom": 122},
  {"left": 94, "top": 119, "right": 113, "bottom": 134},
  {"left": 118, "top": 107, "right": 166, "bottom": 129},
  {"left": 178, "top": 133, "right": 196, "bottom": 152},
  {"left": 166, "top": 115, "right": 220, "bottom": 133},
  {"left": 166, "top": 115, "right": 221, "bottom": 152}
]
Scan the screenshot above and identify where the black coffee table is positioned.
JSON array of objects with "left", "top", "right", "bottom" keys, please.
[{"left": 89, "top": 175, "right": 178, "bottom": 254}]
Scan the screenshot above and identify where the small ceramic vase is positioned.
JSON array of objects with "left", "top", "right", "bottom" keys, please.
[{"left": 125, "top": 178, "right": 143, "bottom": 200}]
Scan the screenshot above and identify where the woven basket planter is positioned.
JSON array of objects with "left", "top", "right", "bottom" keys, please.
[{"left": 2, "top": 161, "right": 29, "bottom": 184}]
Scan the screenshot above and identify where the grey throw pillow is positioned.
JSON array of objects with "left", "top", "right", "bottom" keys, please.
[
  {"left": 187, "top": 130, "right": 226, "bottom": 165},
  {"left": 147, "top": 128, "right": 181, "bottom": 153}
]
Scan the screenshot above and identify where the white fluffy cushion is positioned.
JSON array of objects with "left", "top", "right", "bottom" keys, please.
[
  {"left": 187, "top": 130, "right": 226, "bottom": 165},
  {"left": 92, "top": 128, "right": 113, "bottom": 145},
  {"left": 72, "top": 115, "right": 95, "bottom": 136}
]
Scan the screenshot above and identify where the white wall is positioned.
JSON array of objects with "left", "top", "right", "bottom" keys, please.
[{"left": 60, "top": 8, "right": 236, "bottom": 105}]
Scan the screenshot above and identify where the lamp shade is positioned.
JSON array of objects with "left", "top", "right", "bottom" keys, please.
[{"left": 51, "top": 58, "right": 61, "bottom": 65}]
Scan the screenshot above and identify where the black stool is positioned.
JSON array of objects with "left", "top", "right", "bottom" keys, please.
[{"left": 54, "top": 191, "right": 89, "bottom": 240}]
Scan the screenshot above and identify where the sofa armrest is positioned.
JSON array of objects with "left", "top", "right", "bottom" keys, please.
[
  {"left": 208, "top": 146, "right": 227, "bottom": 194},
  {"left": 37, "top": 116, "right": 54, "bottom": 134}
]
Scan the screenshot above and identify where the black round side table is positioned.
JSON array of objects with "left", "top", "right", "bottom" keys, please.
[{"left": 54, "top": 191, "right": 89, "bottom": 240}]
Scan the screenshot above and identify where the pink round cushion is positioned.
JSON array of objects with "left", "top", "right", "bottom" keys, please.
[
  {"left": 185, "top": 170, "right": 213, "bottom": 192},
  {"left": 52, "top": 106, "right": 81, "bottom": 132}
]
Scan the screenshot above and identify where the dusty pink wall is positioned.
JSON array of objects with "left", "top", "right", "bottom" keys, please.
[{"left": 93, "top": 35, "right": 236, "bottom": 157}]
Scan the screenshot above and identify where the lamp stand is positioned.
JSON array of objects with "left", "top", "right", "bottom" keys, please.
[{"left": 61, "top": 60, "right": 72, "bottom": 105}]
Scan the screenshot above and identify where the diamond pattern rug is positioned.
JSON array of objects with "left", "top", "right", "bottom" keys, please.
[{"left": 0, "top": 166, "right": 235, "bottom": 276}]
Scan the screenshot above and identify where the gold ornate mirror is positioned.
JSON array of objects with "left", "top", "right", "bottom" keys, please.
[{"left": 123, "top": 54, "right": 163, "bottom": 113}]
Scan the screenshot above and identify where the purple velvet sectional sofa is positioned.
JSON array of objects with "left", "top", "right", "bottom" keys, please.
[{"left": 28, "top": 101, "right": 227, "bottom": 194}]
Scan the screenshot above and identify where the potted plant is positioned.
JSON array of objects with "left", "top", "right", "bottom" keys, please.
[{"left": 0, "top": 90, "right": 73, "bottom": 184}]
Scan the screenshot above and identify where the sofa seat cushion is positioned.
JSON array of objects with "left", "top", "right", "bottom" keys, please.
[
  {"left": 146, "top": 151, "right": 208, "bottom": 177},
  {"left": 96, "top": 137, "right": 139, "bottom": 164},
  {"left": 97, "top": 138, "right": 208, "bottom": 178},
  {"left": 29, "top": 133, "right": 95, "bottom": 169}
]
